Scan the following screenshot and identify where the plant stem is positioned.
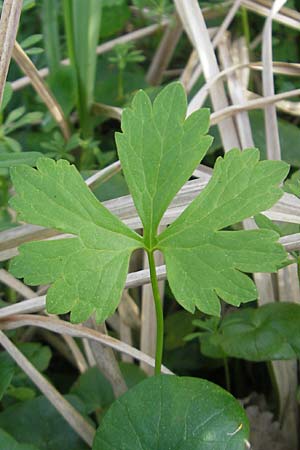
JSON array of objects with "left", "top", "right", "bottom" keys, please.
[
  {"left": 117, "top": 68, "right": 124, "bottom": 100},
  {"left": 147, "top": 250, "right": 164, "bottom": 376}
]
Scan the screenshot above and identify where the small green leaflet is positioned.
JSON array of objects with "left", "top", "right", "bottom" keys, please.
[{"left": 10, "top": 82, "right": 289, "bottom": 323}]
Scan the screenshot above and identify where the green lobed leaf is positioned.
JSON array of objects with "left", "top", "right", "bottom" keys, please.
[
  {"left": 116, "top": 82, "right": 212, "bottom": 247},
  {"left": 157, "top": 148, "right": 289, "bottom": 316},
  {"left": 200, "top": 303, "right": 300, "bottom": 361},
  {"left": 9, "top": 157, "right": 143, "bottom": 323},
  {"left": 9, "top": 84, "right": 289, "bottom": 323},
  {"left": 93, "top": 375, "right": 249, "bottom": 450}
]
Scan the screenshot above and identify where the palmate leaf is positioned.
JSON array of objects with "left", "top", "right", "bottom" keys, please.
[{"left": 10, "top": 82, "right": 288, "bottom": 323}]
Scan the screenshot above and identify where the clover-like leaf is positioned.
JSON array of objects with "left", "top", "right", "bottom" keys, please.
[
  {"left": 157, "top": 148, "right": 289, "bottom": 315},
  {"left": 200, "top": 302, "right": 300, "bottom": 361},
  {"left": 10, "top": 82, "right": 289, "bottom": 323},
  {"left": 93, "top": 375, "right": 249, "bottom": 450},
  {"left": 10, "top": 157, "right": 143, "bottom": 323}
]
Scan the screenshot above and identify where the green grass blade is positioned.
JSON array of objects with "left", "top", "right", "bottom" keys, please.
[
  {"left": 63, "top": 0, "right": 102, "bottom": 138},
  {"left": 42, "top": 0, "right": 61, "bottom": 73}
]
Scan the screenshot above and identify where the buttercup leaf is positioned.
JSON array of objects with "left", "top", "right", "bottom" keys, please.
[{"left": 10, "top": 84, "right": 288, "bottom": 323}]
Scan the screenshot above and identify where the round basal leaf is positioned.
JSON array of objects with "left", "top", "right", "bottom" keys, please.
[
  {"left": 93, "top": 375, "right": 249, "bottom": 450},
  {"left": 0, "top": 428, "right": 40, "bottom": 450},
  {"left": 0, "top": 353, "right": 15, "bottom": 400},
  {"left": 164, "top": 310, "right": 195, "bottom": 350},
  {"left": 119, "top": 362, "right": 147, "bottom": 389},
  {"left": 71, "top": 367, "right": 114, "bottom": 414},
  {"left": 0, "top": 395, "right": 89, "bottom": 450},
  {"left": 201, "top": 303, "right": 300, "bottom": 361}
]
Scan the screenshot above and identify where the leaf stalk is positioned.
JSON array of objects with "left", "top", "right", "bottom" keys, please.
[{"left": 147, "top": 250, "right": 164, "bottom": 376}]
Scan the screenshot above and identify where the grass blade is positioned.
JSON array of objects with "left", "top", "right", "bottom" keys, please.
[
  {"left": 63, "top": 0, "right": 102, "bottom": 138},
  {"left": 42, "top": 0, "right": 61, "bottom": 73}
]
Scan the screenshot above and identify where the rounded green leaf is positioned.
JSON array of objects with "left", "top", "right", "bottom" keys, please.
[
  {"left": 119, "top": 362, "right": 147, "bottom": 389},
  {"left": 0, "top": 428, "right": 40, "bottom": 450},
  {"left": 0, "top": 395, "right": 89, "bottom": 450},
  {"left": 93, "top": 375, "right": 249, "bottom": 450},
  {"left": 0, "top": 353, "right": 14, "bottom": 400},
  {"left": 71, "top": 367, "right": 114, "bottom": 414},
  {"left": 201, "top": 303, "right": 300, "bottom": 361}
]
